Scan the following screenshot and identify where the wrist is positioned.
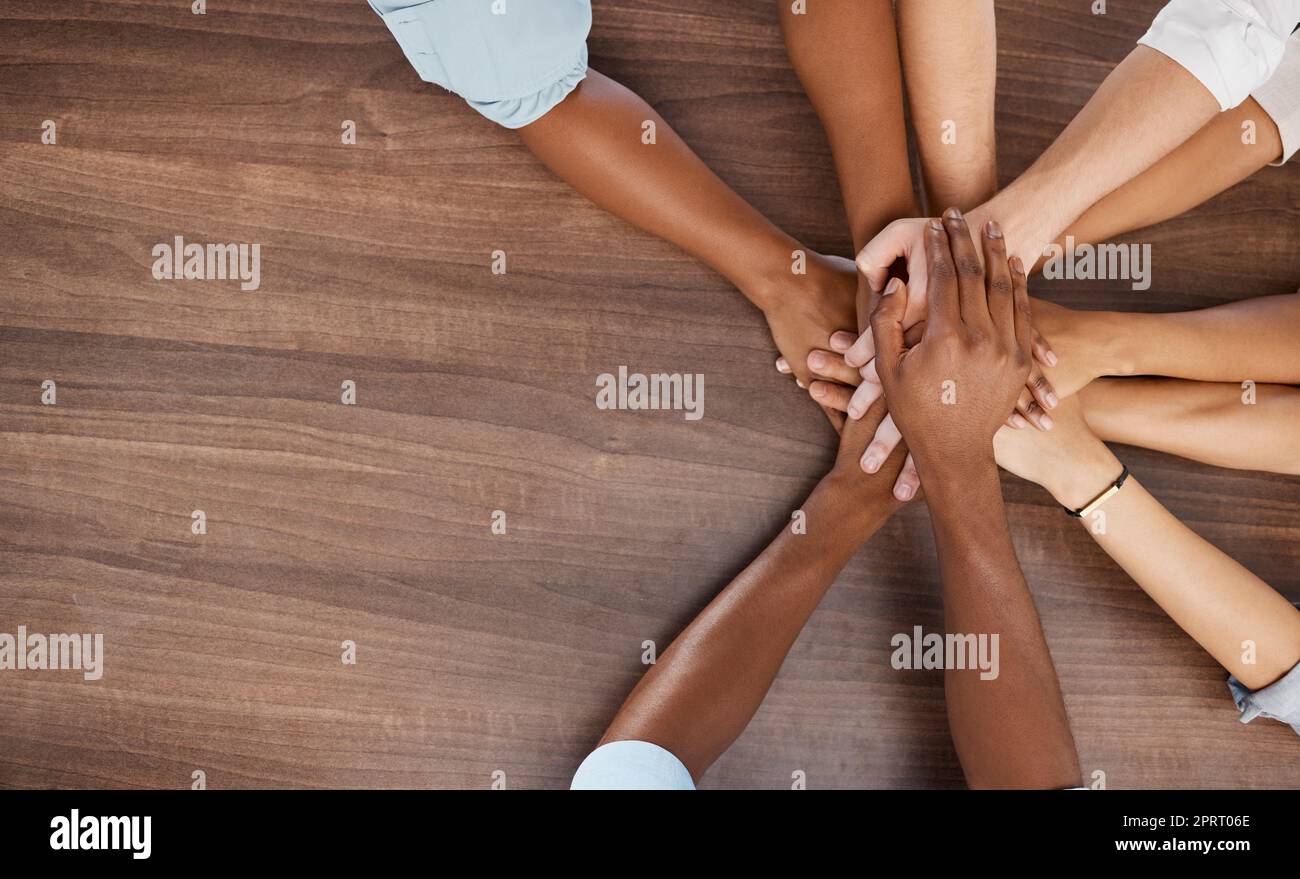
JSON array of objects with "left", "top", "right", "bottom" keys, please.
[
  {"left": 740, "top": 233, "right": 808, "bottom": 313},
  {"left": 1059, "top": 308, "right": 1135, "bottom": 380},
  {"left": 973, "top": 179, "right": 1058, "bottom": 270},
  {"left": 816, "top": 469, "right": 899, "bottom": 534},
  {"left": 912, "top": 449, "right": 1000, "bottom": 510},
  {"left": 1044, "top": 442, "right": 1123, "bottom": 510}
]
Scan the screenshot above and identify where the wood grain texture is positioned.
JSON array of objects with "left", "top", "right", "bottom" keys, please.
[{"left": 1, "top": 0, "right": 1297, "bottom": 789}]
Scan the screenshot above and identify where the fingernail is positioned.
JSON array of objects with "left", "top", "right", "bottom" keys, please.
[
  {"left": 776, "top": 357, "right": 790, "bottom": 373},
  {"left": 896, "top": 484, "right": 915, "bottom": 501},
  {"left": 848, "top": 405, "right": 864, "bottom": 420},
  {"left": 884, "top": 278, "right": 901, "bottom": 295},
  {"left": 1047, "top": 351, "right": 1059, "bottom": 366},
  {"left": 985, "top": 220, "right": 1002, "bottom": 238},
  {"left": 830, "top": 332, "right": 854, "bottom": 352},
  {"left": 1009, "top": 413, "right": 1029, "bottom": 429},
  {"left": 862, "top": 453, "right": 881, "bottom": 474},
  {"left": 808, "top": 351, "right": 825, "bottom": 369},
  {"left": 796, "top": 379, "right": 806, "bottom": 389},
  {"left": 1040, "top": 413, "right": 1055, "bottom": 430},
  {"left": 1010, "top": 256, "right": 1025, "bottom": 274},
  {"left": 929, "top": 219, "right": 944, "bottom": 231},
  {"left": 1045, "top": 391, "right": 1059, "bottom": 408},
  {"left": 943, "top": 207, "right": 962, "bottom": 221},
  {"left": 811, "top": 384, "right": 826, "bottom": 399}
]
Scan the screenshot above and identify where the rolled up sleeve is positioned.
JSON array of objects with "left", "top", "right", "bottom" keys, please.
[
  {"left": 369, "top": 0, "right": 592, "bottom": 128},
  {"left": 1227, "top": 661, "right": 1300, "bottom": 735},
  {"left": 1138, "top": 0, "right": 1300, "bottom": 110},
  {"left": 570, "top": 740, "right": 696, "bottom": 790}
]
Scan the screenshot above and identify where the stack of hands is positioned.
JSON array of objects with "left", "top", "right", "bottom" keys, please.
[{"left": 800, "top": 207, "right": 1123, "bottom": 514}]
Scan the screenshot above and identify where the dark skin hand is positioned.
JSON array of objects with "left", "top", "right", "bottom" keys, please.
[
  {"left": 869, "top": 209, "right": 1081, "bottom": 789},
  {"left": 517, "top": 69, "right": 855, "bottom": 430},
  {"left": 596, "top": 395, "right": 908, "bottom": 781}
]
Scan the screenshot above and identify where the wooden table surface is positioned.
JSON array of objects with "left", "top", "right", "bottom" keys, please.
[{"left": 1, "top": 0, "right": 1297, "bottom": 789}]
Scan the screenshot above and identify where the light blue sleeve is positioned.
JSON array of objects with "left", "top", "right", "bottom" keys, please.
[
  {"left": 1227, "top": 660, "right": 1300, "bottom": 735},
  {"left": 570, "top": 740, "right": 696, "bottom": 790},
  {"left": 368, "top": 0, "right": 591, "bottom": 128}
]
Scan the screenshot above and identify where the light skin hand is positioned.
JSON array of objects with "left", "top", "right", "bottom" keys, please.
[
  {"left": 994, "top": 394, "right": 1300, "bottom": 693},
  {"left": 993, "top": 394, "right": 1123, "bottom": 510}
]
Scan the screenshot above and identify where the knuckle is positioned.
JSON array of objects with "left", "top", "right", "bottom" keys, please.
[
  {"left": 930, "top": 260, "right": 956, "bottom": 285},
  {"left": 956, "top": 256, "right": 983, "bottom": 277}
]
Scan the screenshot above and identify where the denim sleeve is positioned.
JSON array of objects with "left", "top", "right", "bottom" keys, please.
[
  {"left": 1227, "top": 660, "right": 1300, "bottom": 734},
  {"left": 570, "top": 740, "right": 696, "bottom": 790},
  {"left": 368, "top": 0, "right": 591, "bottom": 128}
]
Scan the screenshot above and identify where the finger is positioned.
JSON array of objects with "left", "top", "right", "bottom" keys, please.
[
  {"left": 903, "top": 319, "right": 927, "bottom": 348},
  {"left": 844, "top": 329, "right": 876, "bottom": 369},
  {"left": 806, "top": 349, "right": 861, "bottom": 386},
  {"left": 846, "top": 376, "right": 884, "bottom": 420},
  {"left": 809, "top": 380, "right": 853, "bottom": 413},
  {"left": 1032, "top": 327, "right": 1058, "bottom": 367},
  {"left": 855, "top": 219, "right": 913, "bottom": 295},
  {"left": 1010, "top": 256, "right": 1033, "bottom": 359},
  {"left": 860, "top": 357, "right": 880, "bottom": 387},
  {"left": 829, "top": 331, "right": 856, "bottom": 353},
  {"left": 859, "top": 413, "right": 903, "bottom": 474},
  {"left": 1018, "top": 395, "right": 1055, "bottom": 431},
  {"left": 1006, "top": 411, "right": 1030, "bottom": 429},
  {"left": 1026, "top": 362, "right": 1059, "bottom": 411},
  {"left": 893, "top": 453, "right": 920, "bottom": 502},
  {"left": 867, "top": 277, "right": 909, "bottom": 385},
  {"left": 775, "top": 356, "right": 791, "bottom": 375},
  {"left": 980, "top": 219, "right": 1014, "bottom": 333},
  {"left": 941, "top": 207, "right": 991, "bottom": 329},
  {"left": 924, "top": 217, "right": 960, "bottom": 329}
]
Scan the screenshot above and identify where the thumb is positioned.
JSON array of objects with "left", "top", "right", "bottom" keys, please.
[
  {"left": 868, "top": 278, "right": 909, "bottom": 383},
  {"left": 856, "top": 219, "right": 913, "bottom": 295}
]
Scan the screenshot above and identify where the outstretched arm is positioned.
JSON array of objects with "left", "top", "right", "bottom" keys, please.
[
  {"left": 589, "top": 400, "right": 906, "bottom": 782},
  {"left": 1079, "top": 378, "right": 1300, "bottom": 476},
  {"left": 895, "top": 0, "right": 998, "bottom": 214},
  {"left": 518, "top": 70, "right": 858, "bottom": 408},
  {"left": 995, "top": 396, "right": 1300, "bottom": 692},
  {"left": 869, "top": 212, "right": 1080, "bottom": 788}
]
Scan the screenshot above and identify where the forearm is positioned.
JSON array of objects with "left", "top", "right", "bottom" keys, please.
[
  {"left": 1039, "top": 293, "right": 1300, "bottom": 393},
  {"left": 970, "top": 46, "right": 1219, "bottom": 267},
  {"left": 599, "top": 475, "right": 897, "bottom": 779},
  {"left": 1039, "top": 443, "right": 1300, "bottom": 691},
  {"left": 1080, "top": 378, "right": 1300, "bottom": 475},
  {"left": 779, "top": 0, "right": 917, "bottom": 250},
  {"left": 1050, "top": 98, "right": 1282, "bottom": 256},
  {"left": 1109, "top": 294, "right": 1300, "bottom": 383},
  {"left": 896, "top": 0, "right": 998, "bottom": 213},
  {"left": 517, "top": 70, "right": 796, "bottom": 308},
  {"left": 921, "top": 458, "right": 1081, "bottom": 789}
]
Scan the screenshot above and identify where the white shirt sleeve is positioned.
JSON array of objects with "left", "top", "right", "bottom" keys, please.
[{"left": 1138, "top": 0, "right": 1300, "bottom": 109}]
